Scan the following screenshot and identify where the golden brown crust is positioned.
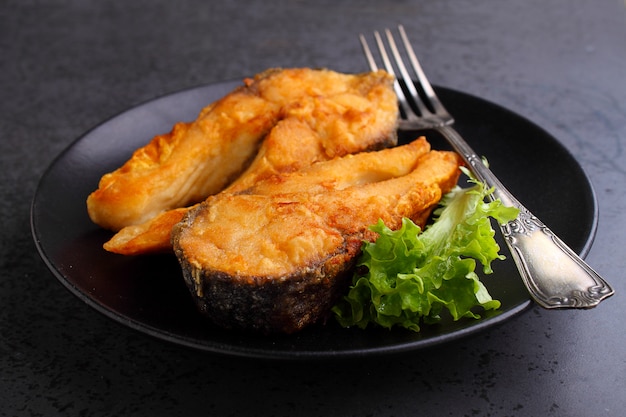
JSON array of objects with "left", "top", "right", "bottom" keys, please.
[
  {"left": 171, "top": 139, "right": 462, "bottom": 333},
  {"left": 100, "top": 68, "right": 398, "bottom": 253},
  {"left": 102, "top": 206, "right": 192, "bottom": 255},
  {"left": 87, "top": 83, "right": 280, "bottom": 231}
]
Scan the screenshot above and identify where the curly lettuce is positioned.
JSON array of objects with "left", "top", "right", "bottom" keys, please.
[{"left": 332, "top": 169, "right": 519, "bottom": 332}]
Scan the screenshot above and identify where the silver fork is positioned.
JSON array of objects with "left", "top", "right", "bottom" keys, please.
[{"left": 361, "top": 25, "right": 614, "bottom": 309}]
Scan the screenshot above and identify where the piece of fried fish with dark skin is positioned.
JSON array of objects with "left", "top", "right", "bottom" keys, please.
[
  {"left": 102, "top": 68, "right": 398, "bottom": 254},
  {"left": 171, "top": 139, "right": 462, "bottom": 334}
]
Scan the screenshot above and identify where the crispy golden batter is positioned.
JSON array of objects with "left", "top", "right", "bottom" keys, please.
[
  {"left": 101, "top": 68, "right": 398, "bottom": 254},
  {"left": 88, "top": 68, "right": 396, "bottom": 232},
  {"left": 171, "top": 139, "right": 462, "bottom": 333},
  {"left": 87, "top": 89, "right": 279, "bottom": 231},
  {"left": 103, "top": 207, "right": 191, "bottom": 254},
  {"left": 241, "top": 137, "right": 432, "bottom": 196}
]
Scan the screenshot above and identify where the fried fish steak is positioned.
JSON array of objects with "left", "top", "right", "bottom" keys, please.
[
  {"left": 101, "top": 68, "right": 398, "bottom": 253},
  {"left": 87, "top": 86, "right": 280, "bottom": 231},
  {"left": 171, "top": 139, "right": 462, "bottom": 334}
]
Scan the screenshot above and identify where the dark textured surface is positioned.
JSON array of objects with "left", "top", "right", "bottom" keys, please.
[{"left": 2, "top": 1, "right": 625, "bottom": 416}]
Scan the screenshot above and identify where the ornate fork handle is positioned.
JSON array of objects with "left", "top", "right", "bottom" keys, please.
[{"left": 439, "top": 125, "right": 614, "bottom": 308}]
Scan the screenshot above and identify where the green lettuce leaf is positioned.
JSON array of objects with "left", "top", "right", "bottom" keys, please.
[{"left": 332, "top": 169, "right": 520, "bottom": 331}]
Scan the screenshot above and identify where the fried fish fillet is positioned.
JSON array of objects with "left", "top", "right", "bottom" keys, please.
[
  {"left": 87, "top": 86, "right": 279, "bottom": 231},
  {"left": 101, "top": 68, "right": 398, "bottom": 253},
  {"left": 240, "top": 137, "right": 432, "bottom": 196},
  {"left": 171, "top": 138, "right": 462, "bottom": 333}
]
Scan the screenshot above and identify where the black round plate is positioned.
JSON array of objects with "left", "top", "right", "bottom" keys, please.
[{"left": 31, "top": 81, "right": 598, "bottom": 360}]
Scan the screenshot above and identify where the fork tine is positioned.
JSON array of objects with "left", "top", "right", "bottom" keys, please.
[
  {"left": 360, "top": 31, "right": 415, "bottom": 121},
  {"left": 373, "top": 31, "right": 395, "bottom": 77},
  {"left": 373, "top": 31, "right": 411, "bottom": 115},
  {"left": 397, "top": 25, "right": 448, "bottom": 116},
  {"left": 383, "top": 28, "right": 431, "bottom": 117},
  {"left": 359, "top": 34, "right": 378, "bottom": 71}
]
